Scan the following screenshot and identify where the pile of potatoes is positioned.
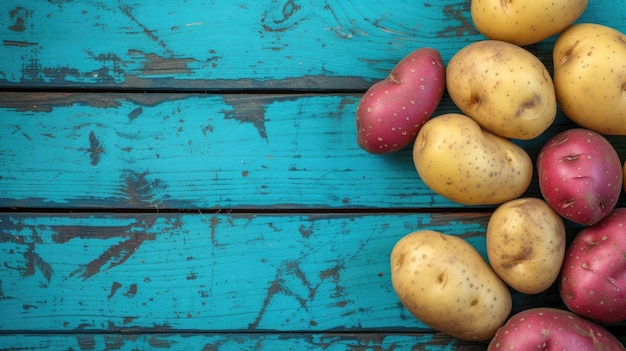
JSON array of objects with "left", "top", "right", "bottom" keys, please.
[{"left": 356, "top": 0, "right": 626, "bottom": 348}]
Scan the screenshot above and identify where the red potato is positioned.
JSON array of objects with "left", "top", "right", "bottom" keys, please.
[
  {"left": 356, "top": 48, "right": 445, "bottom": 154},
  {"left": 559, "top": 208, "right": 626, "bottom": 324},
  {"left": 537, "top": 128, "right": 623, "bottom": 226},
  {"left": 488, "top": 307, "right": 626, "bottom": 351}
]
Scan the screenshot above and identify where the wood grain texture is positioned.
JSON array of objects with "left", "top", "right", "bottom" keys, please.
[
  {"left": 2, "top": 0, "right": 626, "bottom": 350},
  {"left": 0, "top": 0, "right": 624, "bottom": 90},
  {"left": 0, "top": 332, "right": 494, "bottom": 351},
  {"left": 0, "top": 212, "right": 503, "bottom": 332},
  {"left": 1, "top": 92, "right": 625, "bottom": 210}
]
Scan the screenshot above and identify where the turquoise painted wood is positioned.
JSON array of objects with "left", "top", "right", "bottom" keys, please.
[
  {"left": 0, "top": 212, "right": 495, "bottom": 332},
  {"left": 0, "top": 333, "right": 489, "bottom": 351},
  {"left": 0, "top": 1, "right": 624, "bottom": 90},
  {"left": 1, "top": 0, "right": 626, "bottom": 350},
  {"left": 1, "top": 92, "right": 624, "bottom": 210}
]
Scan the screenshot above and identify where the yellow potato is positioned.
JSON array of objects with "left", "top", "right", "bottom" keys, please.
[
  {"left": 553, "top": 23, "right": 626, "bottom": 135},
  {"left": 446, "top": 40, "right": 556, "bottom": 140},
  {"left": 486, "top": 198, "right": 566, "bottom": 294},
  {"left": 390, "top": 230, "right": 512, "bottom": 341},
  {"left": 471, "top": 0, "right": 588, "bottom": 46},
  {"left": 413, "top": 113, "right": 532, "bottom": 205}
]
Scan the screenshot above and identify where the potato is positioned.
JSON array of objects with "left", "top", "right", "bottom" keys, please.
[
  {"left": 486, "top": 198, "right": 566, "bottom": 294},
  {"left": 390, "top": 230, "right": 512, "bottom": 341},
  {"left": 446, "top": 40, "right": 556, "bottom": 140},
  {"left": 413, "top": 113, "right": 533, "bottom": 205},
  {"left": 471, "top": 0, "right": 588, "bottom": 46},
  {"left": 553, "top": 23, "right": 626, "bottom": 135},
  {"left": 559, "top": 208, "right": 626, "bottom": 324},
  {"left": 356, "top": 48, "right": 445, "bottom": 154},
  {"left": 488, "top": 308, "right": 626, "bottom": 351},
  {"left": 537, "top": 128, "right": 623, "bottom": 226}
]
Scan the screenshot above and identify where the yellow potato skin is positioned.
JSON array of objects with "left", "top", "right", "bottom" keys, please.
[
  {"left": 446, "top": 40, "right": 557, "bottom": 140},
  {"left": 390, "top": 230, "right": 512, "bottom": 341},
  {"left": 486, "top": 198, "right": 566, "bottom": 294},
  {"left": 413, "top": 113, "right": 532, "bottom": 205},
  {"left": 553, "top": 23, "right": 626, "bottom": 135},
  {"left": 471, "top": 0, "right": 588, "bottom": 46}
]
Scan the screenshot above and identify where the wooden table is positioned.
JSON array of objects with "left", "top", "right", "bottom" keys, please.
[{"left": 1, "top": 1, "right": 625, "bottom": 349}]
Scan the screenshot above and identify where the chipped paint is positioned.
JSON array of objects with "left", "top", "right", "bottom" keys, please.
[
  {"left": 437, "top": 3, "right": 480, "bottom": 38},
  {"left": 86, "top": 131, "right": 104, "bottom": 166},
  {"left": 8, "top": 6, "right": 31, "bottom": 32},
  {"left": 121, "top": 170, "right": 168, "bottom": 208}
]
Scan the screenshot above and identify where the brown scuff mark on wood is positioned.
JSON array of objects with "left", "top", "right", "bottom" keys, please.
[
  {"left": 107, "top": 281, "right": 123, "bottom": 299},
  {"left": 248, "top": 259, "right": 348, "bottom": 330},
  {"left": 209, "top": 216, "right": 223, "bottom": 247},
  {"left": 128, "top": 106, "right": 143, "bottom": 120},
  {"left": 437, "top": 3, "right": 480, "bottom": 38},
  {"left": 70, "top": 230, "right": 156, "bottom": 280},
  {"left": 8, "top": 7, "right": 31, "bottom": 32},
  {"left": 128, "top": 50, "right": 195, "bottom": 76},
  {"left": 148, "top": 335, "right": 172, "bottom": 348},
  {"left": 3, "top": 40, "right": 38, "bottom": 47},
  {"left": 123, "top": 283, "right": 138, "bottom": 297},
  {"left": 57, "top": 216, "right": 179, "bottom": 280},
  {"left": 221, "top": 95, "right": 269, "bottom": 141},
  {"left": 76, "top": 335, "right": 96, "bottom": 350},
  {"left": 118, "top": 5, "right": 172, "bottom": 55},
  {"left": 2, "top": 226, "right": 54, "bottom": 282},
  {"left": 298, "top": 223, "right": 313, "bottom": 238},
  {"left": 122, "top": 170, "right": 169, "bottom": 208},
  {"left": 86, "top": 130, "right": 104, "bottom": 166}
]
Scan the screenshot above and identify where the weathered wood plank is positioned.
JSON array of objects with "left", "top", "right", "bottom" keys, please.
[
  {"left": 0, "top": 0, "right": 624, "bottom": 90},
  {"left": 2, "top": 92, "right": 625, "bottom": 210},
  {"left": 0, "top": 332, "right": 492, "bottom": 351},
  {"left": 0, "top": 212, "right": 567, "bottom": 333}
]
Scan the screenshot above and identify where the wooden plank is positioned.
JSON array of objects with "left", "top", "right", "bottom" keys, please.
[
  {"left": 0, "top": 332, "right": 493, "bottom": 351},
  {"left": 2, "top": 92, "right": 625, "bottom": 210},
  {"left": 0, "top": 1, "right": 624, "bottom": 90},
  {"left": 0, "top": 212, "right": 567, "bottom": 333}
]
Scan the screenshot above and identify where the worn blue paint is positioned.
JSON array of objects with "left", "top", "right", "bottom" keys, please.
[
  {"left": 0, "top": 93, "right": 468, "bottom": 209},
  {"left": 0, "top": 1, "right": 624, "bottom": 89},
  {"left": 1, "top": 0, "right": 626, "bottom": 350},
  {"left": 2, "top": 93, "right": 622, "bottom": 210},
  {"left": 0, "top": 332, "right": 481, "bottom": 351},
  {"left": 0, "top": 212, "right": 501, "bottom": 332}
]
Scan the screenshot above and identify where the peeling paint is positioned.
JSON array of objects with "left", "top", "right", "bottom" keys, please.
[
  {"left": 86, "top": 131, "right": 104, "bottom": 166},
  {"left": 248, "top": 258, "right": 348, "bottom": 330},
  {"left": 70, "top": 231, "right": 156, "bottom": 279},
  {"left": 107, "top": 281, "right": 122, "bottom": 299},
  {"left": 0, "top": 92, "right": 193, "bottom": 112},
  {"left": 121, "top": 170, "right": 168, "bottom": 208},
  {"left": 3, "top": 40, "right": 38, "bottom": 47},
  {"left": 8, "top": 7, "right": 32, "bottom": 32},
  {"left": 437, "top": 3, "right": 480, "bottom": 38},
  {"left": 119, "top": 5, "right": 171, "bottom": 54},
  {"left": 128, "top": 50, "right": 194, "bottom": 76},
  {"left": 221, "top": 95, "right": 268, "bottom": 141},
  {"left": 128, "top": 106, "right": 143, "bottom": 120}
]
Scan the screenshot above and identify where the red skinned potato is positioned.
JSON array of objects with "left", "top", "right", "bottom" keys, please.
[
  {"left": 537, "top": 128, "right": 623, "bottom": 226},
  {"left": 356, "top": 48, "right": 445, "bottom": 154},
  {"left": 488, "top": 307, "right": 626, "bottom": 351},
  {"left": 559, "top": 208, "right": 626, "bottom": 324}
]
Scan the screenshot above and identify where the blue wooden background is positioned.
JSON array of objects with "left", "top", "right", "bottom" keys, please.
[{"left": 1, "top": 1, "right": 625, "bottom": 350}]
